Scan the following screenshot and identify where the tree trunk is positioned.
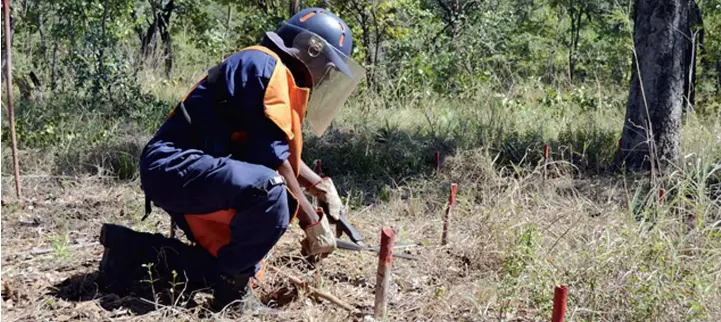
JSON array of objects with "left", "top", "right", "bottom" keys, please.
[
  {"left": 568, "top": 2, "right": 583, "bottom": 82},
  {"left": 141, "top": 1, "right": 160, "bottom": 59},
  {"left": 37, "top": 10, "right": 46, "bottom": 59},
  {"left": 615, "top": 0, "right": 690, "bottom": 173},
  {"left": 50, "top": 15, "right": 59, "bottom": 91},
  {"left": 682, "top": 0, "right": 702, "bottom": 111},
  {"left": 221, "top": 4, "right": 231, "bottom": 61},
  {"left": 717, "top": 32, "right": 721, "bottom": 91},
  {"left": 289, "top": 0, "right": 300, "bottom": 16},
  {"left": 94, "top": 0, "right": 110, "bottom": 95},
  {"left": 158, "top": 0, "right": 174, "bottom": 78}
]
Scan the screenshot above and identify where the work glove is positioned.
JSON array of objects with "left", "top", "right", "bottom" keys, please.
[
  {"left": 307, "top": 177, "right": 346, "bottom": 221},
  {"left": 301, "top": 210, "right": 337, "bottom": 256}
]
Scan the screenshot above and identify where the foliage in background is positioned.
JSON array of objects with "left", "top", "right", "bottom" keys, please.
[
  {"left": 2, "top": 0, "right": 720, "bottom": 176},
  {"left": 1, "top": 2, "right": 720, "bottom": 320}
]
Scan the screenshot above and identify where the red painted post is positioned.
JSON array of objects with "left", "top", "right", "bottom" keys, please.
[
  {"left": 435, "top": 151, "right": 441, "bottom": 173},
  {"left": 3, "top": 0, "right": 22, "bottom": 199},
  {"left": 544, "top": 144, "right": 549, "bottom": 160},
  {"left": 374, "top": 227, "right": 396, "bottom": 319},
  {"left": 659, "top": 188, "right": 666, "bottom": 205},
  {"left": 441, "top": 183, "right": 458, "bottom": 245},
  {"left": 551, "top": 285, "right": 568, "bottom": 322}
]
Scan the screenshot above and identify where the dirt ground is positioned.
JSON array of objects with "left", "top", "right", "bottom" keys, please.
[{"left": 1, "top": 175, "right": 497, "bottom": 322}]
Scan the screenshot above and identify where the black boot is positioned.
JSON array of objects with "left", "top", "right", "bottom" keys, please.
[
  {"left": 98, "top": 223, "right": 221, "bottom": 295},
  {"left": 98, "top": 224, "right": 153, "bottom": 294},
  {"left": 210, "top": 274, "right": 269, "bottom": 312}
]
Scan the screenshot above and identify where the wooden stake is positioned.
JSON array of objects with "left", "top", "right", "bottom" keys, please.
[
  {"left": 268, "top": 265, "right": 358, "bottom": 313},
  {"left": 435, "top": 151, "right": 441, "bottom": 173},
  {"left": 374, "top": 227, "right": 395, "bottom": 319},
  {"left": 551, "top": 285, "right": 568, "bottom": 322},
  {"left": 659, "top": 188, "right": 666, "bottom": 205},
  {"left": 441, "top": 183, "right": 458, "bottom": 246},
  {"left": 3, "top": 0, "right": 21, "bottom": 199},
  {"left": 543, "top": 144, "right": 550, "bottom": 180}
]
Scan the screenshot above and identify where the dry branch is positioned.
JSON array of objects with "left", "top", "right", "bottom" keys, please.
[{"left": 268, "top": 265, "right": 358, "bottom": 313}]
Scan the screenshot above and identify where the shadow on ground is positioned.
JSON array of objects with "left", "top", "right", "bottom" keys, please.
[{"left": 50, "top": 272, "right": 160, "bottom": 315}]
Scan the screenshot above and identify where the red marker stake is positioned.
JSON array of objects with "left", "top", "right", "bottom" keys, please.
[
  {"left": 659, "top": 188, "right": 666, "bottom": 205},
  {"left": 441, "top": 183, "right": 458, "bottom": 246},
  {"left": 544, "top": 144, "right": 550, "bottom": 160},
  {"left": 374, "top": 227, "right": 396, "bottom": 319},
  {"left": 435, "top": 152, "right": 441, "bottom": 173},
  {"left": 551, "top": 285, "right": 568, "bottom": 322}
]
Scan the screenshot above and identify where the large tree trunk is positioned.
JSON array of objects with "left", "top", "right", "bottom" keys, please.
[{"left": 615, "top": 0, "right": 691, "bottom": 173}]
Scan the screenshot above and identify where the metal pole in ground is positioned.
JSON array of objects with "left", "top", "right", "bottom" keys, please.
[
  {"left": 551, "top": 285, "right": 568, "bottom": 322},
  {"left": 374, "top": 227, "right": 396, "bottom": 319},
  {"left": 441, "top": 183, "right": 457, "bottom": 246},
  {"left": 3, "top": 0, "right": 22, "bottom": 199}
]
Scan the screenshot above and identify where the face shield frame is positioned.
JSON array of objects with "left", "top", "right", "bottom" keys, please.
[{"left": 290, "top": 31, "right": 366, "bottom": 136}]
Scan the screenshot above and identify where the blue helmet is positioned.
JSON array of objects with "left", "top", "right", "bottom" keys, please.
[
  {"left": 272, "top": 8, "right": 355, "bottom": 82},
  {"left": 277, "top": 8, "right": 353, "bottom": 59}
]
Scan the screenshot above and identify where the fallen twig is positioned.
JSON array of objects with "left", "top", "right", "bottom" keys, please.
[{"left": 268, "top": 265, "right": 358, "bottom": 313}]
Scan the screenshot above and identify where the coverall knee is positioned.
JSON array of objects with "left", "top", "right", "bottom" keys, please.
[{"left": 140, "top": 142, "right": 291, "bottom": 279}]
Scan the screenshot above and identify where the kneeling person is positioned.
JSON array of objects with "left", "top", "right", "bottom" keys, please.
[{"left": 98, "top": 7, "right": 364, "bottom": 310}]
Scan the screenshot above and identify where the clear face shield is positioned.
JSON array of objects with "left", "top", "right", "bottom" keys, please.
[{"left": 292, "top": 32, "right": 366, "bottom": 136}]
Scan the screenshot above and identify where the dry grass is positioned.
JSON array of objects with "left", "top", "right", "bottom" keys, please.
[
  {"left": 2, "top": 77, "right": 720, "bottom": 321},
  {"left": 2, "top": 143, "right": 720, "bottom": 321}
]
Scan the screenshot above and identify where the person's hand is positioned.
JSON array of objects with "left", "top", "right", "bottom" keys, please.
[
  {"left": 301, "top": 210, "right": 337, "bottom": 256},
  {"left": 307, "top": 177, "right": 346, "bottom": 221}
]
